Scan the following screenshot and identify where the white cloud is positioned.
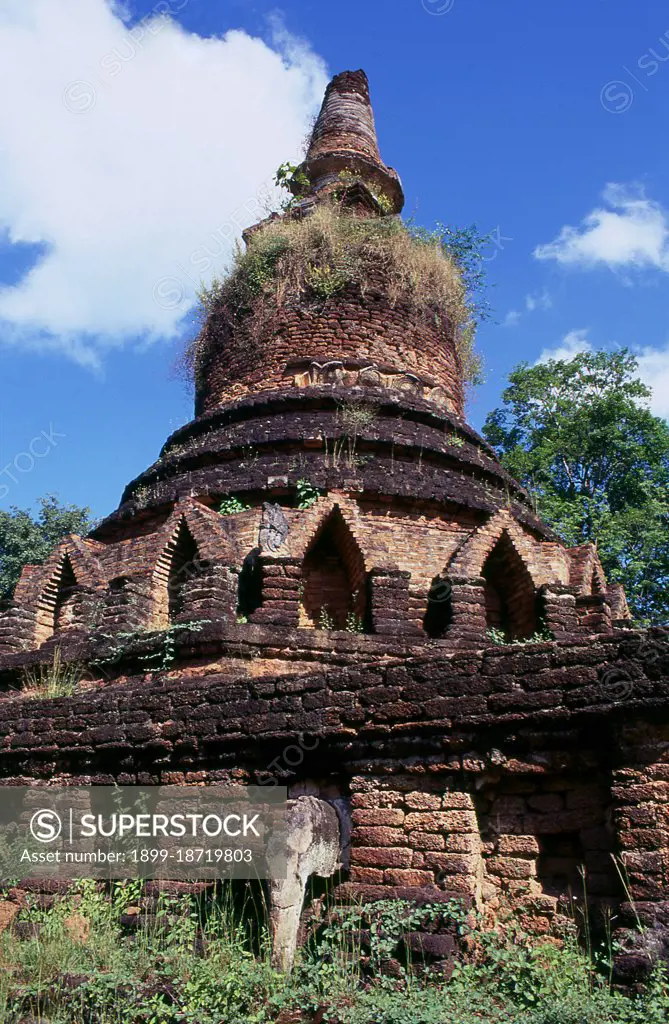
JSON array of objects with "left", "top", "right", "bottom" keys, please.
[
  {"left": 534, "top": 184, "right": 669, "bottom": 274},
  {"left": 536, "top": 329, "right": 593, "bottom": 365},
  {"left": 502, "top": 289, "right": 552, "bottom": 328},
  {"left": 502, "top": 309, "right": 522, "bottom": 327},
  {"left": 0, "top": 0, "right": 328, "bottom": 363},
  {"left": 525, "top": 288, "right": 552, "bottom": 312},
  {"left": 636, "top": 342, "right": 669, "bottom": 419}
]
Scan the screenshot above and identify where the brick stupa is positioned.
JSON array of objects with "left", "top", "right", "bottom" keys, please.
[{"left": 0, "top": 71, "right": 667, "bottom": 976}]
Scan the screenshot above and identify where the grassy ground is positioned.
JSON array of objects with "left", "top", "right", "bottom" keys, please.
[{"left": 0, "top": 883, "right": 667, "bottom": 1024}]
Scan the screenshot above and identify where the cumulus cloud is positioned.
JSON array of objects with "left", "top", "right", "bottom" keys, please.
[
  {"left": 535, "top": 328, "right": 669, "bottom": 419},
  {"left": 0, "top": 0, "right": 328, "bottom": 362},
  {"left": 536, "top": 329, "right": 592, "bottom": 365},
  {"left": 534, "top": 184, "right": 669, "bottom": 274},
  {"left": 502, "top": 289, "right": 552, "bottom": 328},
  {"left": 502, "top": 309, "right": 522, "bottom": 328},
  {"left": 636, "top": 342, "right": 669, "bottom": 419},
  {"left": 525, "top": 288, "right": 552, "bottom": 312}
]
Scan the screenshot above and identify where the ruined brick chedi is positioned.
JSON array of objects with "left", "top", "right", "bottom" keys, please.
[{"left": 0, "top": 70, "right": 668, "bottom": 973}]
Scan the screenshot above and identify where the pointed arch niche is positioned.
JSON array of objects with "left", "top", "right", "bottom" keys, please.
[
  {"left": 482, "top": 532, "right": 538, "bottom": 641},
  {"left": 35, "top": 554, "right": 79, "bottom": 644},
  {"left": 299, "top": 509, "right": 368, "bottom": 630},
  {"left": 153, "top": 518, "right": 201, "bottom": 628}
]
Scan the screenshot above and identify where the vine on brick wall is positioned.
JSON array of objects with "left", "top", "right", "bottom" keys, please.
[{"left": 91, "top": 620, "right": 211, "bottom": 675}]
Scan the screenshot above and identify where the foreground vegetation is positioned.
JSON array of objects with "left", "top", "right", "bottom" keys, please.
[{"left": 1, "top": 883, "right": 668, "bottom": 1024}]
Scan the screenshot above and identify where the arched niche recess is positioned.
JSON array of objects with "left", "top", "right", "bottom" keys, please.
[
  {"left": 238, "top": 548, "right": 263, "bottom": 620},
  {"left": 482, "top": 532, "right": 538, "bottom": 640},
  {"left": 35, "top": 554, "right": 79, "bottom": 644},
  {"left": 299, "top": 509, "right": 368, "bottom": 631},
  {"left": 423, "top": 576, "right": 453, "bottom": 639},
  {"left": 154, "top": 519, "right": 201, "bottom": 628}
]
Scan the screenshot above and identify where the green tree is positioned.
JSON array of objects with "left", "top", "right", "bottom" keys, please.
[
  {"left": 483, "top": 350, "right": 669, "bottom": 624},
  {"left": 0, "top": 495, "right": 95, "bottom": 608}
]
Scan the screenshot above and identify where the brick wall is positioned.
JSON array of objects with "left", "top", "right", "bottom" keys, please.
[
  {"left": 196, "top": 286, "right": 465, "bottom": 417},
  {"left": 0, "top": 629, "right": 665, "bottom": 948}
]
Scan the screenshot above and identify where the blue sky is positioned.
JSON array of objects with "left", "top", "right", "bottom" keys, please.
[{"left": 1, "top": 0, "right": 668, "bottom": 521}]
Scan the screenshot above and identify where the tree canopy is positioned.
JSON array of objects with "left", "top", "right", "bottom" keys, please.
[
  {"left": 483, "top": 350, "right": 669, "bottom": 624},
  {"left": 0, "top": 495, "right": 94, "bottom": 608}
]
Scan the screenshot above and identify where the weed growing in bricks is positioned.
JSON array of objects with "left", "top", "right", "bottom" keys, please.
[
  {"left": 218, "top": 495, "right": 250, "bottom": 516},
  {"left": 136, "top": 620, "right": 210, "bottom": 672},
  {"left": 321, "top": 400, "right": 379, "bottom": 468},
  {"left": 446, "top": 431, "right": 466, "bottom": 448},
  {"left": 274, "top": 160, "right": 312, "bottom": 208},
  {"left": 345, "top": 611, "right": 365, "bottom": 633},
  {"left": 161, "top": 441, "right": 189, "bottom": 460},
  {"left": 306, "top": 261, "right": 349, "bottom": 299},
  {"left": 133, "top": 484, "right": 150, "bottom": 507},
  {"left": 19, "top": 647, "right": 84, "bottom": 698},
  {"left": 318, "top": 606, "right": 335, "bottom": 630},
  {"left": 295, "top": 478, "right": 322, "bottom": 509},
  {"left": 486, "top": 625, "right": 554, "bottom": 646},
  {"left": 91, "top": 621, "right": 210, "bottom": 674},
  {"left": 334, "top": 169, "right": 395, "bottom": 214},
  {"left": 183, "top": 203, "right": 486, "bottom": 390}
]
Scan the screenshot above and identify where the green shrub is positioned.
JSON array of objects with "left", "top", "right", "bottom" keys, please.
[
  {"left": 296, "top": 478, "right": 322, "bottom": 510},
  {"left": 219, "top": 495, "right": 250, "bottom": 516},
  {"left": 345, "top": 611, "right": 364, "bottom": 633},
  {"left": 485, "top": 625, "right": 554, "bottom": 646}
]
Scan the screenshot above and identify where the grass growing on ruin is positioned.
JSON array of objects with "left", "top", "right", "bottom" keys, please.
[
  {"left": 19, "top": 648, "right": 84, "bottom": 699},
  {"left": 0, "top": 884, "right": 668, "bottom": 1024},
  {"left": 184, "top": 203, "right": 485, "bottom": 391}
]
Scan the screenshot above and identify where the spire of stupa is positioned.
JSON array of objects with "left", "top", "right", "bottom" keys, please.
[{"left": 297, "top": 69, "right": 404, "bottom": 215}]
